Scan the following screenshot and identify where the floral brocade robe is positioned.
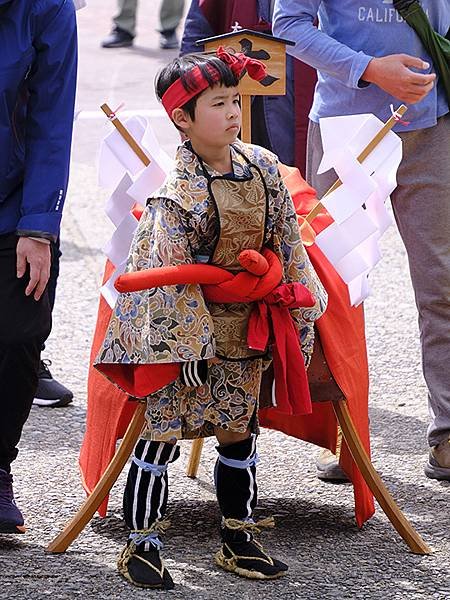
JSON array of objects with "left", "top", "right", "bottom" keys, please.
[{"left": 96, "top": 140, "right": 327, "bottom": 442}]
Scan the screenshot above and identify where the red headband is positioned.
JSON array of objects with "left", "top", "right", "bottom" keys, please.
[{"left": 161, "top": 46, "right": 267, "bottom": 117}]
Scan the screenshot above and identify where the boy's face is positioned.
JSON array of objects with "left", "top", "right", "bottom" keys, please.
[{"left": 183, "top": 84, "right": 241, "bottom": 149}]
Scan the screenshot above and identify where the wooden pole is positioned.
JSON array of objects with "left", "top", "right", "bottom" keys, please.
[
  {"left": 241, "top": 95, "right": 252, "bottom": 143},
  {"left": 100, "top": 103, "right": 151, "bottom": 167},
  {"left": 186, "top": 439, "right": 204, "bottom": 478},
  {"left": 46, "top": 402, "right": 147, "bottom": 553},
  {"left": 333, "top": 400, "right": 431, "bottom": 555}
]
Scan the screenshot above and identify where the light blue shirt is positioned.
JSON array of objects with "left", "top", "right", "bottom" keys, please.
[{"left": 273, "top": 0, "right": 450, "bottom": 131}]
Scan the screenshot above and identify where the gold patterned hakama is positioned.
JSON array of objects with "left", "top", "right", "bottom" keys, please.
[{"left": 142, "top": 357, "right": 264, "bottom": 442}]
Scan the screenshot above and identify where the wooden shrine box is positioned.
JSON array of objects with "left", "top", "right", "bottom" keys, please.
[
  {"left": 196, "top": 29, "right": 294, "bottom": 96},
  {"left": 196, "top": 29, "right": 294, "bottom": 141}
]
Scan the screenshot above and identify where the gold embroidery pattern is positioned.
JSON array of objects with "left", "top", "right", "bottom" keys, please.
[
  {"left": 141, "top": 357, "right": 263, "bottom": 442},
  {"left": 96, "top": 140, "right": 328, "bottom": 440},
  {"left": 210, "top": 172, "right": 266, "bottom": 271}
]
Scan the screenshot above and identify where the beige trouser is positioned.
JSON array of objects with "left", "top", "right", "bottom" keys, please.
[
  {"left": 306, "top": 114, "right": 450, "bottom": 447},
  {"left": 113, "top": 0, "right": 185, "bottom": 36}
]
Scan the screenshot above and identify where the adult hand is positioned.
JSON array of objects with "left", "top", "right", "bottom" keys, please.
[
  {"left": 16, "top": 237, "right": 51, "bottom": 301},
  {"left": 362, "top": 54, "right": 436, "bottom": 104}
]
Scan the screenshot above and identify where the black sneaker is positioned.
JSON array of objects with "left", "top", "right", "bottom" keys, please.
[
  {"left": 0, "top": 469, "right": 26, "bottom": 534},
  {"left": 117, "top": 543, "right": 175, "bottom": 590},
  {"left": 101, "top": 27, "right": 134, "bottom": 48},
  {"left": 159, "top": 29, "right": 179, "bottom": 50},
  {"left": 33, "top": 360, "right": 73, "bottom": 407}
]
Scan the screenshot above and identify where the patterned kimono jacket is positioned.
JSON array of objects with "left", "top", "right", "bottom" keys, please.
[{"left": 96, "top": 139, "right": 327, "bottom": 442}]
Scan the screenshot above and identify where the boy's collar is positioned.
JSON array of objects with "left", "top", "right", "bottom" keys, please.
[{"left": 177, "top": 140, "right": 251, "bottom": 179}]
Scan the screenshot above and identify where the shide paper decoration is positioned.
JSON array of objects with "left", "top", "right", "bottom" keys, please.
[
  {"left": 97, "top": 114, "right": 173, "bottom": 307},
  {"left": 97, "top": 105, "right": 405, "bottom": 308}
]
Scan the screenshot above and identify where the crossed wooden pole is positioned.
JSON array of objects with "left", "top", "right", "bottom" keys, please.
[{"left": 46, "top": 103, "right": 430, "bottom": 556}]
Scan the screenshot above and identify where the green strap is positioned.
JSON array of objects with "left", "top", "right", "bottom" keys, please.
[{"left": 394, "top": 0, "right": 450, "bottom": 109}]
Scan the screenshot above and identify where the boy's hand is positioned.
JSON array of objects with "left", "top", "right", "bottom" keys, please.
[
  {"left": 16, "top": 237, "right": 51, "bottom": 301},
  {"left": 361, "top": 54, "right": 436, "bottom": 104}
]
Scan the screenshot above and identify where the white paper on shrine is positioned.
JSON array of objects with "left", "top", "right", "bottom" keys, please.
[
  {"left": 372, "top": 143, "right": 402, "bottom": 196},
  {"left": 320, "top": 147, "right": 377, "bottom": 224},
  {"left": 100, "top": 261, "right": 127, "bottom": 309},
  {"left": 315, "top": 205, "right": 378, "bottom": 263},
  {"left": 105, "top": 173, "right": 135, "bottom": 226},
  {"left": 334, "top": 249, "right": 370, "bottom": 283},
  {"left": 348, "top": 115, "right": 401, "bottom": 183},
  {"left": 318, "top": 114, "right": 369, "bottom": 173},
  {"left": 140, "top": 118, "right": 172, "bottom": 165},
  {"left": 318, "top": 113, "right": 401, "bottom": 177},
  {"left": 365, "top": 188, "right": 393, "bottom": 235},
  {"left": 127, "top": 157, "right": 172, "bottom": 204},
  {"left": 315, "top": 112, "right": 403, "bottom": 305},
  {"left": 98, "top": 116, "right": 150, "bottom": 188},
  {"left": 102, "top": 212, "right": 138, "bottom": 267},
  {"left": 347, "top": 273, "right": 371, "bottom": 307},
  {"left": 357, "top": 231, "right": 382, "bottom": 268},
  {"left": 98, "top": 116, "right": 174, "bottom": 305},
  {"left": 318, "top": 115, "right": 402, "bottom": 226}
]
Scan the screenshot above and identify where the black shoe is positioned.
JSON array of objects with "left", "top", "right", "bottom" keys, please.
[
  {"left": 33, "top": 360, "right": 73, "bottom": 407},
  {"left": 117, "top": 543, "right": 175, "bottom": 589},
  {"left": 0, "top": 469, "right": 26, "bottom": 534},
  {"left": 159, "top": 29, "right": 179, "bottom": 50},
  {"left": 101, "top": 27, "right": 134, "bottom": 48},
  {"left": 215, "top": 539, "right": 288, "bottom": 580}
]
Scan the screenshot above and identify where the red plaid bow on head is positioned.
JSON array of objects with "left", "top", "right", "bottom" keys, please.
[
  {"left": 216, "top": 46, "right": 267, "bottom": 82},
  {"left": 161, "top": 48, "right": 267, "bottom": 117}
]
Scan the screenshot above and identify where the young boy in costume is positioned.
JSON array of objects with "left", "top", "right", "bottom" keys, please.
[{"left": 96, "top": 50, "right": 327, "bottom": 589}]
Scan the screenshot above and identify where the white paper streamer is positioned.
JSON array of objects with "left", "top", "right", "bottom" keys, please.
[
  {"left": 97, "top": 116, "right": 172, "bottom": 307},
  {"left": 315, "top": 112, "right": 403, "bottom": 306}
]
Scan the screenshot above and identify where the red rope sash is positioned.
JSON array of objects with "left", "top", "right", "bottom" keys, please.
[
  {"left": 246, "top": 283, "right": 314, "bottom": 416},
  {"left": 115, "top": 248, "right": 315, "bottom": 415}
]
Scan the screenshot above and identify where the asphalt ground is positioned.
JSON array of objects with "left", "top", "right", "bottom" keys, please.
[{"left": 1, "top": 2, "right": 449, "bottom": 598}]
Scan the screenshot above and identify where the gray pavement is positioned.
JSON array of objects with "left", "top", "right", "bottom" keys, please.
[{"left": 1, "top": 1, "right": 449, "bottom": 598}]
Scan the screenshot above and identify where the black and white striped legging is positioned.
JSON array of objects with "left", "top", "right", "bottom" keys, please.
[{"left": 123, "top": 439, "right": 180, "bottom": 549}]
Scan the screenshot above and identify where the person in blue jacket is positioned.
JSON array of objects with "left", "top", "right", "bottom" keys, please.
[
  {"left": 273, "top": 0, "right": 450, "bottom": 482},
  {"left": 0, "top": 0, "right": 77, "bottom": 533}
]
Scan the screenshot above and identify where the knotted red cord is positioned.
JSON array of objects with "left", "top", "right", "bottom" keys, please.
[
  {"left": 115, "top": 248, "right": 315, "bottom": 414},
  {"left": 216, "top": 46, "right": 266, "bottom": 82}
]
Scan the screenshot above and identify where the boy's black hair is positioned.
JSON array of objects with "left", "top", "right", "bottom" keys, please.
[{"left": 155, "top": 53, "right": 240, "bottom": 124}]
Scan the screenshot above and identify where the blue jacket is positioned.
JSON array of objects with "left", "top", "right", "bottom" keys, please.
[
  {"left": 0, "top": 0, "right": 77, "bottom": 241},
  {"left": 180, "top": 0, "right": 296, "bottom": 167},
  {"left": 273, "top": 0, "right": 449, "bottom": 131}
]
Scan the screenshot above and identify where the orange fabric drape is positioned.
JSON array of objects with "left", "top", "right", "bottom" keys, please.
[
  {"left": 79, "top": 167, "right": 374, "bottom": 525},
  {"left": 260, "top": 165, "right": 374, "bottom": 526},
  {"left": 79, "top": 261, "right": 138, "bottom": 517}
]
